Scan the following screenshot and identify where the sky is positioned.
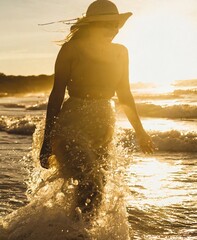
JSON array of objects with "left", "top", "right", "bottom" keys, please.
[{"left": 0, "top": 0, "right": 197, "bottom": 84}]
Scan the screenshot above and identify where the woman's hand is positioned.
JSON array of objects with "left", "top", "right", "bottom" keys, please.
[
  {"left": 39, "top": 141, "right": 52, "bottom": 169},
  {"left": 136, "top": 130, "right": 155, "bottom": 154}
]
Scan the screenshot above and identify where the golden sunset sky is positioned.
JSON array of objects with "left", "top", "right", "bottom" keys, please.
[{"left": 0, "top": 0, "right": 197, "bottom": 85}]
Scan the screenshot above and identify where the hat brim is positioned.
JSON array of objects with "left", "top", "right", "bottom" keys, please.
[{"left": 78, "top": 12, "right": 132, "bottom": 29}]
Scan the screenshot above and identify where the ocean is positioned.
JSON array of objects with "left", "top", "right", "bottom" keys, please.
[{"left": 0, "top": 80, "right": 196, "bottom": 239}]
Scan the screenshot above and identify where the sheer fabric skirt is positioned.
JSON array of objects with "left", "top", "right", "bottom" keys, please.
[
  {"left": 51, "top": 97, "right": 115, "bottom": 183},
  {"left": 51, "top": 97, "right": 115, "bottom": 213}
]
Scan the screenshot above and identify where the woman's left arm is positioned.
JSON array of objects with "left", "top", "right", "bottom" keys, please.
[{"left": 116, "top": 46, "right": 154, "bottom": 154}]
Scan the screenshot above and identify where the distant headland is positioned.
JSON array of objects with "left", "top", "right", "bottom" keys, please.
[{"left": 0, "top": 73, "right": 54, "bottom": 95}]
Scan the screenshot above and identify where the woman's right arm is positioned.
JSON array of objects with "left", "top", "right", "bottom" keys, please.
[{"left": 40, "top": 43, "right": 72, "bottom": 168}]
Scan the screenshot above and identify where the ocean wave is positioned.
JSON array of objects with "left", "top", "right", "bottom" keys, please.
[
  {"left": 152, "top": 130, "right": 197, "bottom": 152},
  {"left": 1, "top": 116, "right": 196, "bottom": 152},
  {"left": 0, "top": 93, "right": 8, "bottom": 97},
  {"left": 119, "top": 129, "right": 197, "bottom": 152},
  {"left": 136, "top": 103, "right": 197, "bottom": 118},
  {"left": 0, "top": 116, "right": 197, "bottom": 152},
  {"left": 133, "top": 89, "right": 197, "bottom": 100},
  {"left": 2, "top": 103, "right": 25, "bottom": 108},
  {"left": 26, "top": 102, "right": 47, "bottom": 110},
  {"left": 173, "top": 89, "right": 197, "bottom": 95},
  {"left": 113, "top": 99, "right": 197, "bottom": 118},
  {"left": 17, "top": 101, "right": 197, "bottom": 119},
  {"left": 132, "top": 94, "right": 179, "bottom": 101},
  {"left": 0, "top": 116, "right": 40, "bottom": 135},
  {"left": 173, "top": 79, "right": 197, "bottom": 87}
]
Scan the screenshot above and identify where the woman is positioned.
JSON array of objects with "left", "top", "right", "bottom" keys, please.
[{"left": 40, "top": 0, "right": 154, "bottom": 219}]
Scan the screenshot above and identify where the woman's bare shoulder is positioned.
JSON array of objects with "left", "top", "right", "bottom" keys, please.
[
  {"left": 55, "top": 41, "right": 80, "bottom": 64},
  {"left": 112, "top": 43, "right": 127, "bottom": 49},
  {"left": 112, "top": 43, "right": 129, "bottom": 59},
  {"left": 59, "top": 41, "right": 74, "bottom": 55}
]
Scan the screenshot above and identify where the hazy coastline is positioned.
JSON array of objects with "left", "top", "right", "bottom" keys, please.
[{"left": 0, "top": 73, "right": 54, "bottom": 95}]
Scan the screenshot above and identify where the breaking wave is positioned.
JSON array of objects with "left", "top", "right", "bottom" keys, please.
[
  {"left": 136, "top": 103, "right": 197, "bottom": 118},
  {"left": 0, "top": 116, "right": 196, "bottom": 152},
  {"left": 120, "top": 129, "right": 197, "bottom": 153},
  {"left": 0, "top": 116, "right": 39, "bottom": 135}
]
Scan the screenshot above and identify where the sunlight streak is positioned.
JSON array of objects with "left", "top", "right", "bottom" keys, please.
[{"left": 127, "top": 157, "right": 189, "bottom": 207}]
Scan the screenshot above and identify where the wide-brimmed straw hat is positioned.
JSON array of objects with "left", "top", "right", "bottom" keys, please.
[
  {"left": 39, "top": 0, "right": 132, "bottom": 29},
  {"left": 78, "top": 0, "right": 132, "bottom": 29}
]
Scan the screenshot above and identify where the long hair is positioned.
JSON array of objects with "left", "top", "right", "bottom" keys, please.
[
  {"left": 64, "top": 20, "right": 90, "bottom": 43},
  {"left": 62, "top": 19, "right": 118, "bottom": 44}
]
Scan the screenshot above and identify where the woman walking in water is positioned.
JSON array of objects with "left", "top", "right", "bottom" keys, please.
[{"left": 40, "top": 0, "right": 154, "bottom": 220}]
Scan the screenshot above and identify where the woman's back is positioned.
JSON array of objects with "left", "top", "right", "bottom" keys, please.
[{"left": 65, "top": 39, "right": 125, "bottom": 98}]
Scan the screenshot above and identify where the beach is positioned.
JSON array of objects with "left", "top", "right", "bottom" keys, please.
[{"left": 0, "top": 80, "right": 197, "bottom": 239}]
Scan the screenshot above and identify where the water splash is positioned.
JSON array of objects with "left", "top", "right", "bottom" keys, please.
[{"left": 0, "top": 120, "right": 132, "bottom": 240}]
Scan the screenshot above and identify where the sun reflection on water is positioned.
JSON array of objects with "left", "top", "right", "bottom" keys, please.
[
  {"left": 117, "top": 117, "right": 196, "bottom": 133},
  {"left": 127, "top": 156, "right": 189, "bottom": 208}
]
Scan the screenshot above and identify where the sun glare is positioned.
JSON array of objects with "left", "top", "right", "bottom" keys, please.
[{"left": 115, "top": 8, "right": 197, "bottom": 86}]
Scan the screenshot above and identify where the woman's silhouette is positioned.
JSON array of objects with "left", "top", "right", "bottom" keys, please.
[{"left": 40, "top": 0, "right": 154, "bottom": 220}]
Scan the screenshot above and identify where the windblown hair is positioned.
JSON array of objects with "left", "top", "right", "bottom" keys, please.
[
  {"left": 61, "top": 19, "right": 118, "bottom": 44},
  {"left": 62, "top": 16, "right": 98, "bottom": 43},
  {"left": 65, "top": 24, "right": 89, "bottom": 42}
]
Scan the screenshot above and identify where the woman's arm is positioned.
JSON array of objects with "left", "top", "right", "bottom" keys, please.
[
  {"left": 116, "top": 46, "right": 154, "bottom": 154},
  {"left": 40, "top": 43, "right": 72, "bottom": 168}
]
